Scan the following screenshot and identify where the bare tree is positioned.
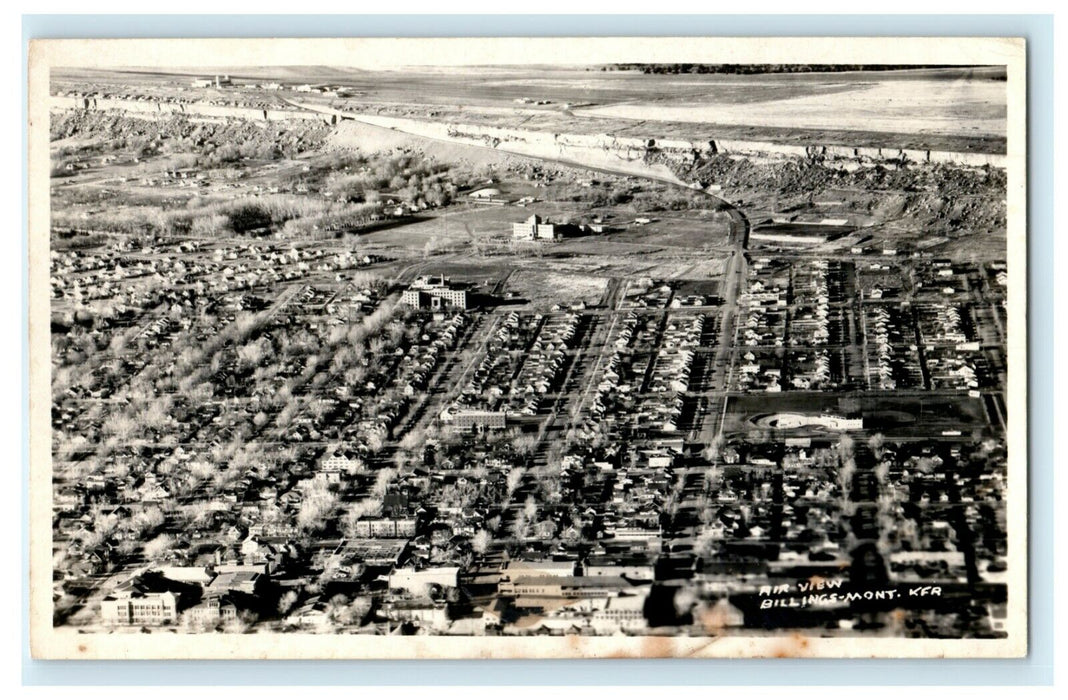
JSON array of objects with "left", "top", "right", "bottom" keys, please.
[
  {"left": 277, "top": 590, "right": 299, "bottom": 616},
  {"left": 867, "top": 432, "right": 886, "bottom": 457},
  {"left": 371, "top": 468, "right": 398, "bottom": 498},
  {"left": 471, "top": 529, "right": 492, "bottom": 554},
  {"left": 505, "top": 467, "right": 525, "bottom": 497},
  {"left": 142, "top": 533, "right": 175, "bottom": 560}
]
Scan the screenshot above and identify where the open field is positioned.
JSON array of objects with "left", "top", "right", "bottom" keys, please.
[
  {"left": 328, "top": 120, "right": 520, "bottom": 169},
  {"left": 575, "top": 76, "right": 1006, "bottom": 139},
  {"left": 57, "top": 64, "right": 1004, "bottom": 118},
  {"left": 506, "top": 269, "right": 609, "bottom": 307},
  {"left": 54, "top": 65, "right": 1008, "bottom": 154},
  {"left": 607, "top": 211, "right": 733, "bottom": 249}
]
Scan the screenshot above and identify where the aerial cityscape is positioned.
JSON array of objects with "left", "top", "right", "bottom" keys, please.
[{"left": 46, "top": 62, "right": 1012, "bottom": 642}]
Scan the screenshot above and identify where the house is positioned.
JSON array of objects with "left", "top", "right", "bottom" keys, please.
[
  {"left": 285, "top": 596, "right": 332, "bottom": 629},
  {"left": 191, "top": 75, "right": 231, "bottom": 89},
  {"left": 239, "top": 535, "right": 285, "bottom": 572},
  {"left": 321, "top": 451, "right": 358, "bottom": 473},
  {"left": 344, "top": 539, "right": 408, "bottom": 567},
  {"left": 467, "top": 188, "right": 509, "bottom": 205}
]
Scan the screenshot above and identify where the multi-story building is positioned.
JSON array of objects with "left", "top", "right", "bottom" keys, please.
[
  {"left": 354, "top": 517, "right": 418, "bottom": 539},
  {"left": 444, "top": 409, "right": 508, "bottom": 431},
  {"left": 401, "top": 275, "right": 469, "bottom": 310},
  {"left": 184, "top": 595, "right": 239, "bottom": 627},
  {"left": 100, "top": 590, "right": 179, "bottom": 626},
  {"left": 512, "top": 214, "right": 559, "bottom": 241}
]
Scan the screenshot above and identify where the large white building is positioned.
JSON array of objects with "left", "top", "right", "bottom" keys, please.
[
  {"left": 101, "top": 590, "right": 179, "bottom": 626},
  {"left": 512, "top": 214, "right": 559, "bottom": 241},
  {"left": 401, "top": 275, "right": 469, "bottom": 310},
  {"left": 190, "top": 75, "right": 232, "bottom": 89},
  {"left": 388, "top": 566, "right": 460, "bottom": 595}
]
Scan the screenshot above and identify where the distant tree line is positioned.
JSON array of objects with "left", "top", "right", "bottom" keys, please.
[{"left": 604, "top": 64, "right": 968, "bottom": 75}]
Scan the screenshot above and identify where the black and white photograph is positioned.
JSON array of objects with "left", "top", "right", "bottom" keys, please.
[{"left": 26, "top": 36, "right": 1028, "bottom": 659}]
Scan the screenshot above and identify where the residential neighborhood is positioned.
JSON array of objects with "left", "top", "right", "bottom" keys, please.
[{"left": 45, "top": 60, "right": 1013, "bottom": 644}]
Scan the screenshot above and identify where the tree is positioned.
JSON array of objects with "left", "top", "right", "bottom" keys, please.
[
  {"left": 371, "top": 468, "right": 398, "bottom": 498},
  {"left": 365, "top": 432, "right": 385, "bottom": 455},
  {"left": 131, "top": 507, "right": 166, "bottom": 538},
  {"left": 223, "top": 610, "right": 258, "bottom": 634},
  {"left": 277, "top": 590, "right": 299, "bottom": 616},
  {"left": 868, "top": 432, "right": 886, "bottom": 458},
  {"left": 345, "top": 457, "right": 368, "bottom": 477},
  {"left": 513, "top": 513, "right": 530, "bottom": 540},
  {"left": 399, "top": 428, "right": 425, "bottom": 453},
  {"left": 471, "top": 529, "right": 492, "bottom": 555},
  {"left": 90, "top": 507, "right": 120, "bottom": 539},
  {"left": 188, "top": 460, "right": 215, "bottom": 482},
  {"left": 673, "top": 587, "right": 698, "bottom": 618},
  {"left": 142, "top": 533, "right": 175, "bottom": 560},
  {"left": 511, "top": 434, "right": 538, "bottom": 458},
  {"left": 185, "top": 501, "right": 214, "bottom": 527},
  {"left": 327, "top": 594, "right": 357, "bottom": 626},
  {"left": 702, "top": 435, "right": 724, "bottom": 463},
  {"left": 297, "top": 487, "right": 338, "bottom": 534},
  {"left": 523, "top": 496, "right": 538, "bottom": 521},
  {"left": 505, "top": 467, "right": 525, "bottom": 497},
  {"left": 237, "top": 338, "right": 269, "bottom": 369},
  {"left": 838, "top": 457, "right": 856, "bottom": 501},
  {"left": 103, "top": 412, "right": 139, "bottom": 442},
  {"left": 533, "top": 519, "right": 557, "bottom": 540}
]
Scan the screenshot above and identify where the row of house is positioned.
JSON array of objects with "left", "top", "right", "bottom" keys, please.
[
  {"left": 865, "top": 305, "right": 910, "bottom": 390},
  {"left": 639, "top": 315, "right": 704, "bottom": 431},
  {"left": 507, "top": 313, "right": 580, "bottom": 415}
]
